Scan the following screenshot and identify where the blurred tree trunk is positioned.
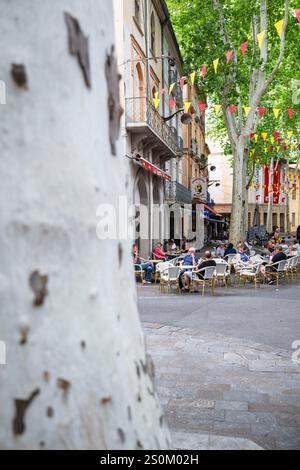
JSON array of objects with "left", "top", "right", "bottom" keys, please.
[{"left": 0, "top": 0, "right": 170, "bottom": 450}]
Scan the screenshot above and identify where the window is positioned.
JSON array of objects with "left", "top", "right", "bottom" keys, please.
[
  {"left": 134, "top": 0, "right": 141, "bottom": 25},
  {"left": 292, "top": 212, "right": 296, "bottom": 227},
  {"left": 150, "top": 12, "right": 156, "bottom": 54}
]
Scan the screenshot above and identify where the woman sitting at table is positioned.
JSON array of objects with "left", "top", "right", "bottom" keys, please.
[
  {"left": 153, "top": 242, "right": 167, "bottom": 261},
  {"left": 235, "top": 247, "right": 249, "bottom": 263},
  {"left": 179, "top": 247, "right": 199, "bottom": 291},
  {"left": 132, "top": 244, "right": 154, "bottom": 284}
]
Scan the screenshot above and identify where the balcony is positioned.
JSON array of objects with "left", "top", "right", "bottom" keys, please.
[
  {"left": 190, "top": 138, "right": 199, "bottom": 157},
  {"left": 165, "top": 181, "right": 192, "bottom": 205},
  {"left": 125, "top": 97, "right": 180, "bottom": 156}
]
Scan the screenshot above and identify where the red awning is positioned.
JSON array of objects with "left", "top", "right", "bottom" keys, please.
[
  {"left": 139, "top": 157, "right": 171, "bottom": 181},
  {"left": 204, "top": 204, "right": 221, "bottom": 217}
]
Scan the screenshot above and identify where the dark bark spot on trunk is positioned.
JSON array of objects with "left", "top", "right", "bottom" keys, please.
[
  {"left": 159, "top": 415, "right": 164, "bottom": 427},
  {"left": 117, "top": 428, "right": 126, "bottom": 443},
  {"left": 11, "top": 64, "right": 28, "bottom": 89},
  {"left": 135, "top": 362, "right": 141, "bottom": 378},
  {"left": 137, "top": 394, "right": 142, "bottom": 402},
  {"left": 127, "top": 405, "right": 132, "bottom": 421},
  {"left": 136, "top": 440, "right": 144, "bottom": 449},
  {"left": 39, "top": 441, "right": 45, "bottom": 448},
  {"left": 105, "top": 46, "right": 123, "bottom": 156},
  {"left": 43, "top": 371, "right": 50, "bottom": 383},
  {"left": 13, "top": 388, "right": 40, "bottom": 436},
  {"left": 100, "top": 396, "right": 112, "bottom": 405},
  {"left": 46, "top": 406, "right": 54, "bottom": 418},
  {"left": 19, "top": 325, "right": 29, "bottom": 345},
  {"left": 29, "top": 270, "right": 48, "bottom": 307},
  {"left": 80, "top": 340, "right": 86, "bottom": 350},
  {"left": 64, "top": 12, "right": 91, "bottom": 88},
  {"left": 118, "top": 243, "right": 123, "bottom": 267},
  {"left": 57, "top": 378, "right": 71, "bottom": 401}
]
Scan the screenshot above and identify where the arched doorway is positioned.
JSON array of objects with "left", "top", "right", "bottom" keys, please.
[
  {"left": 134, "top": 173, "right": 149, "bottom": 258},
  {"left": 152, "top": 177, "right": 162, "bottom": 247},
  {"left": 134, "top": 62, "right": 145, "bottom": 120}
]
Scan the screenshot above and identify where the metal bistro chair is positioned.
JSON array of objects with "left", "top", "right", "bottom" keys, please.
[
  {"left": 155, "top": 260, "right": 174, "bottom": 284},
  {"left": 159, "top": 266, "right": 182, "bottom": 294},
  {"left": 265, "top": 259, "right": 288, "bottom": 288},
  {"left": 191, "top": 266, "right": 216, "bottom": 296},
  {"left": 215, "top": 261, "right": 231, "bottom": 287},
  {"left": 134, "top": 264, "right": 144, "bottom": 284},
  {"left": 239, "top": 263, "right": 262, "bottom": 289}
]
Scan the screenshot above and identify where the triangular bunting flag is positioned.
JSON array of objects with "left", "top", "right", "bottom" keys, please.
[
  {"left": 287, "top": 131, "right": 293, "bottom": 139},
  {"left": 276, "top": 146, "right": 281, "bottom": 152},
  {"left": 244, "top": 106, "right": 251, "bottom": 117},
  {"left": 287, "top": 108, "right": 294, "bottom": 119},
  {"left": 169, "top": 99, "right": 176, "bottom": 110},
  {"left": 190, "top": 71, "right": 196, "bottom": 85},
  {"left": 275, "top": 19, "right": 284, "bottom": 38},
  {"left": 273, "top": 108, "right": 280, "bottom": 118},
  {"left": 201, "top": 65, "right": 207, "bottom": 80},
  {"left": 180, "top": 77, "right": 185, "bottom": 91},
  {"left": 296, "top": 9, "right": 300, "bottom": 24},
  {"left": 226, "top": 50, "right": 233, "bottom": 64},
  {"left": 184, "top": 102, "right": 191, "bottom": 113},
  {"left": 258, "top": 107, "right": 266, "bottom": 118},
  {"left": 214, "top": 104, "right": 222, "bottom": 114},
  {"left": 154, "top": 91, "right": 159, "bottom": 99},
  {"left": 240, "top": 41, "right": 248, "bottom": 57},
  {"left": 199, "top": 103, "right": 207, "bottom": 113},
  {"left": 274, "top": 132, "right": 280, "bottom": 139},
  {"left": 153, "top": 97, "right": 160, "bottom": 110},
  {"left": 168, "top": 83, "right": 175, "bottom": 95},
  {"left": 213, "top": 58, "right": 219, "bottom": 74},
  {"left": 229, "top": 105, "right": 236, "bottom": 115},
  {"left": 257, "top": 31, "right": 265, "bottom": 50},
  {"left": 270, "top": 136, "right": 275, "bottom": 144},
  {"left": 254, "top": 134, "right": 258, "bottom": 142},
  {"left": 262, "top": 132, "right": 267, "bottom": 141}
]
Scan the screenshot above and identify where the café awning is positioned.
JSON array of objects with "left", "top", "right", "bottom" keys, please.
[
  {"left": 203, "top": 204, "right": 221, "bottom": 217},
  {"left": 139, "top": 156, "right": 171, "bottom": 181}
]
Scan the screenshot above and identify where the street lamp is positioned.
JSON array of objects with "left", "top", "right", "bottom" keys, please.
[
  {"left": 162, "top": 108, "right": 193, "bottom": 125},
  {"left": 208, "top": 180, "right": 221, "bottom": 188}
]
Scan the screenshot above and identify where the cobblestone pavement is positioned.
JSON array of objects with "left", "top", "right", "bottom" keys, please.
[{"left": 138, "top": 282, "right": 300, "bottom": 450}]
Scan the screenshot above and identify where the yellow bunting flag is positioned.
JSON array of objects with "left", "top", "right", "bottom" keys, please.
[
  {"left": 285, "top": 139, "right": 289, "bottom": 146},
  {"left": 190, "top": 72, "right": 196, "bottom": 85},
  {"left": 291, "top": 145, "right": 295, "bottom": 151},
  {"left": 270, "top": 136, "right": 275, "bottom": 144},
  {"left": 264, "top": 147, "right": 268, "bottom": 154},
  {"left": 168, "top": 83, "right": 175, "bottom": 95},
  {"left": 184, "top": 102, "right": 191, "bottom": 113},
  {"left": 287, "top": 131, "right": 293, "bottom": 139},
  {"left": 273, "top": 108, "right": 280, "bottom": 119},
  {"left": 257, "top": 31, "right": 265, "bottom": 50},
  {"left": 214, "top": 104, "right": 222, "bottom": 114},
  {"left": 213, "top": 58, "right": 219, "bottom": 74},
  {"left": 262, "top": 132, "right": 267, "bottom": 142},
  {"left": 277, "top": 146, "right": 280, "bottom": 152},
  {"left": 254, "top": 133, "right": 258, "bottom": 142},
  {"left": 244, "top": 106, "right": 251, "bottom": 117},
  {"left": 275, "top": 19, "right": 284, "bottom": 39},
  {"left": 153, "top": 97, "right": 160, "bottom": 110}
]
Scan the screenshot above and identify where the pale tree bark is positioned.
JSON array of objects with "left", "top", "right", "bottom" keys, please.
[
  {"left": 214, "top": 0, "right": 290, "bottom": 245},
  {"left": 266, "top": 157, "right": 274, "bottom": 233},
  {"left": 0, "top": 0, "right": 170, "bottom": 450}
]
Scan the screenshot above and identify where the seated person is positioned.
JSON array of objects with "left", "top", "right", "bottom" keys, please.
[
  {"left": 194, "top": 251, "right": 217, "bottom": 280},
  {"left": 153, "top": 242, "right": 167, "bottom": 261},
  {"left": 263, "top": 245, "right": 287, "bottom": 284},
  {"left": 180, "top": 238, "right": 187, "bottom": 253},
  {"left": 167, "top": 239, "right": 177, "bottom": 253},
  {"left": 236, "top": 248, "right": 249, "bottom": 263},
  {"left": 132, "top": 244, "right": 153, "bottom": 284},
  {"left": 216, "top": 243, "right": 225, "bottom": 258},
  {"left": 224, "top": 243, "right": 237, "bottom": 256},
  {"left": 180, "top": 248, "right": 199, "bottom": 291}
]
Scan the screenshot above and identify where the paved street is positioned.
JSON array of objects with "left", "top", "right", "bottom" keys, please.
[{"left": 138, "top": 280, "right": 300, "bottom": 449}]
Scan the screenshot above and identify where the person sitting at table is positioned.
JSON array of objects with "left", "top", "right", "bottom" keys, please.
[
  {"left": 180, "top": 247, "right": 199, "bottom": 291},
  {"left": 236, "top": 247, "right": 249, "bottom": 263},
  {"left": 132, "top": 244, "right": 154, "bottom": 284},
  {"left": 194, "top": 251, "right": 217, "bottom": 280},
  {"left": 224, "top": 243, "right": 237, "bottom": 256},
  {"left": 167, "top": 239, "right": 177, "bottom": 253},
  {"left": 263, "top": 245, "right": 287, "bottom": 284},
  {"left": 180, "top": 238, "right": 187, "bottom": 253},
  {"left": 153, "top": 242, "right": 167, "bottom": 261},
  {"left": 216, "top": 243, "right": 225, "bottom": 258}
]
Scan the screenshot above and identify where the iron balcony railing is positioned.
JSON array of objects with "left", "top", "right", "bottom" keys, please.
[
  {"left": 165, "top": 181, "right": 192, "bottom": 205},
  {"left": 190, "top": 138, "right": 199, "bottom": 157},
  {"left": 125, "top": 97, "right": 180, "bottom": 155}
]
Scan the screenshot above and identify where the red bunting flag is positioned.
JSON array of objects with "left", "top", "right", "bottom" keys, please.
[
  {"left": 250, "top": 133, "right": 255, "bottom": 139},
  {"left": 201, "top": 65, "right": 207, "bottom": 80},
  {"left": 169, "top": 99, "right": 176, "bottom": 110},
  {"left": 258, "top": 107, "right": 266, "bottom": 118},
  {"left": 199, "top": 103, "right": 207, "bottom": 113},
  {"left": 240, "top": 41, "right": 248, "bottom": 57},
  {"left": 226, "top": 50, "right": 233, "bottom": 64},
  {"left": 287, "top": 108, "right": 294, "bottom": 119},
  {"left": 274, "top": 132, "right": 280, "bottom": 139},
  {"left": 296, "top": 9, "right": 300, "bottom": 24},
  {"left": 180, "top": 77, "right": 185, "bottom": 91},
  {"left": 229, "top": 105, "right": 236, "bottom": 115}
]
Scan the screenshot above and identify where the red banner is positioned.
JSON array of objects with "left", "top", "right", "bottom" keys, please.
[{"left": 264, "top": 162, "right": 281, "bottom": 204}]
